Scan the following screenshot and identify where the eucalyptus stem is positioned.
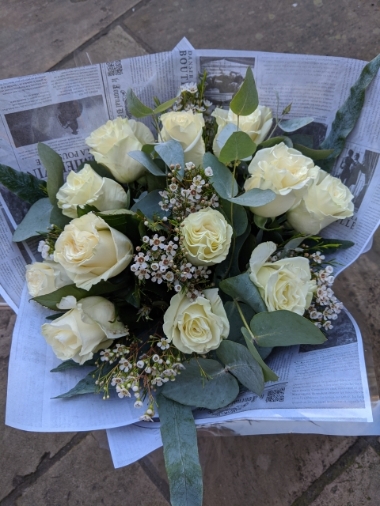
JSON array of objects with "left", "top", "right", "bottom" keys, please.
[{"left": 234, "top": 299, "right": 257, "bottom": 343}]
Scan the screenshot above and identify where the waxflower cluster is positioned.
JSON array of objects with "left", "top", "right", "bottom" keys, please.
[{"left": 172, "top": 80, "right": 213, "bottom": 114}]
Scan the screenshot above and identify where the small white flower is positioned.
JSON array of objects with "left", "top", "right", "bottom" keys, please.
[{"left": 204, "top": 167, "right": 213, "bottom": 177}]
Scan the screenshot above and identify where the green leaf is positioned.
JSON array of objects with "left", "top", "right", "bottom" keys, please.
[
  {"left": 79, "top": 160, "right": 116, "bottom": 180},
  {"left": 155, "top": 140, "right": 185, "bottom": 174},
  {"left": 13, "top": 198, "right": 52, "bottom": 242},
  {"left": 157, "top": 395, "right": 203, "bottom": 506},
  {"left": 293, "top": 144, "right": 334, "bottom": 161},
  {"left": 38, "top": 143, "right": 64, "bottom": 206},
  {"left": 204, "top": 152, "right": 238, "bottom": 199},
  {"left": 54, "top": 373, "right": 97, "bottom": 398},
  {"left": 224, "top": 301, "right": 255, "bottom": 345},
  {"left": 219, "top": 272, "right": 267, "bottom": 314},
  {"left": 219, "top": 198, "right": 248, "bottom": 237},
  {"left": 162, "top": 358, "right": 239, "bottom": 410},
  {"left": 219, "top": 131, "right": 257, "bottom": 164},
  {"left": 226, "top": 188, "right": 275, "bottom": 207},
  {"left": 153, "top": 97, "right": 178, "bottom": 114},
  {"left": 230, "top": 66, "right": 259, "bottom": 116},
  {"left": 253, "top": 215, "right": 269, "bottom": 230},
  {"left": 320, "top": 54, "right": 380, "bottom": 170},
  {"left": 278, "top": 117, "right": 314, "bottom": 132},
  {"left": 216, "top": 340, "right": 264, "bottom": 396},
  {"left": 50, "top": 205, "right": 71, "bottom": 228},
  {"left": 258, "top": 136, "right": 290, "bottom": 150},
  {"left": 131, "top": 189, "right": 168, "bottom": 219},
  {"left": 128, "top": 150, "right": 166, "bottom": 176},
  {"left": 97, "top": 209, "right": 141, "bottom": 243},
  {"left": 250, "top": 310, "right": 327, "bottom": 347},
  {"left": 50, "top": 359, "right": 82, "bottom": 372},
  {"left": 214, "top": 223, "right": 250, "bottom": 282},
  {"left": 241, "top": 327, "right": 279, "bottom": 382},
  {"left": 0, "top": 164, "right": 46, "bottom": 204},
  {"left": 126, "top": 88, "right": 154, "bottom": 118}
]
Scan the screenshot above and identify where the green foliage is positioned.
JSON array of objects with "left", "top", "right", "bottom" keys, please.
[
  {"left": 258, "top": 136, "right": 290, "bottom": 150},
  {"left": 0, "top": 164, "right": 46, "bottom": 204},
  {"left": 214, "top": 223, "right": 250, "bottom": 282},
  {"left": 250, "top": 310, "right": 327, "bottom": 347},
  {"left": 278, "top": 117, "right": 314, "bottom": 132},
  {"left": 12, "top": 198, "right": 52, "bottom": 242},
  {"left": 37, "top": 143, "right": 64, "bottom": 206},
  {"left": 241, "top": 327, "right": 279, "bottom": 382},
  {"left": 77, "top": 160, "right": 116, "bottom": 180},
  {"left": 128, "top": 150, "right": 166, "bottom": 176},
  {"left": 218, "top": 131, "right": 257, "bottom": 164},
  {"left": 204, "top": 152, "right": 238, "bottom": 199},
  {"left": 227, "top": 188, "right": 276, "bottom": 207},
  {"left": 219, "top": 272, "right": 267, "bottom": 314},
  {"left": 157, "top": 395, "right": 203, "bottom": 506},
  {"left": 54, "top": 373, "right": 97, "bottom": 398},
  {"left": 155, "top": 140, "right": 184, "bottom": 175},
  {"left": 320, "top": 53, "right": 380, "bottom": 171},
  {"left": 162, "top": 358, "right": 239, "bottom": 410},
  {"left": 153, "top": 97, "right": 178, "bottom": 114},
  {"left": 126, "top": 88, "right": 154, "bottom": 118},
  {"left": 230, "top": 66, "right": 259, "bottom": 116},
  {"left": 293, "top": 144, "right": 334, "bottom": 161},
  {"left": 51, "top": 359, "right": 83, "bottom": 372},
  {"left": 49, "top": 205, "right": 71, "bottom": 229},
  {"left": 97, "top": 209, "right": 141, "bottom": 244},
  {"left": 216, "top": 340, "right": 264, "bottom": 396},
  {"left": 131, "top": 189, "right": 167, "bottom": 219},
  {"left": 219, "top": 198, "right": 248, "bottom": 237}
]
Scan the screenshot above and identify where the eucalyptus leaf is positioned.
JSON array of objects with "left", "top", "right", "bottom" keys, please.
[
  {"left": 278, "top": 117, "right": 314, "bottom": 132},
  {"left": 53, "top": 373, "right": 97, "bottom": 398},
  {"left": 241, "top": 327, "right": 279, "bottom": 382},
  {"left": 204, "top": 152, "right": 238, "bottom": 199},
  {"left": 293, "top": 144, "right": 334, "bottom": 161},
  {"left": 253, "top": 215, "right": 269, "bottom": 230},
  {"left": 214, "top": 123, "right": 239, "bottom": 155},
  {"left": 219, "top": 272, "right": 267, "bottom": 313},
  {"left": 216, "top": 340, "right": 264, "bottom": 396},
  {"left": 153, "top": 97, "right": 178, "bottom": 114},
  {"left": 225, "top": 301, "right": 255, "bottom": 344},
  {"left": 131, "top": 189, "right": 167, "bottom": 219},
  {"left": 230, "top": 66, "right": 258, "bottom": 116},
  {"left": 51, "top": 359, "right": 83, "bottom": 372},
  {"left": 97, "top": 209, "right": 141, "bottom": 244},
  {"left": 214, "top": 223, "right": 250, "bottom": 282},
  {"left": 0, "top": 164, "right": 46, "bottom": 204},
  {"left": 50, "top": 205, "right": 71, "bottom": 228},
  {"left": 258, "top": 136, "right": 289, "bottom": 149},
  {"left": 250, "top": 310, "right": 327, "bottom": 347},
  {"left": 126, "top": 88, "right": 154, "bottom": 118},
  {"left": 157, "top": 395, "right": 203, "bottom": 506},
  {"left": 13, "top": 198, "right": 52, "bottom": 242},
  {"left": 320, "top": 53, "right": 380, "bottom": 171},
  {"left": 219, "top": 131, "right": 257, "bottom": 164},
  {"left": 128, "top": 150, "right": 166, "bottom": 176},
  {"left": 219, "top": 198, "right": 248, "bottom": 237},
  {"left": 155, "top": 140, "right": 185, "bottom": 175},
  {"left": 162, "top": 358, "right": 239, "bottom": 410},
  {"left": 226, "top": 188, "right": 276, "bottom": 207},
  {"left": 38, "top": 143, "right": 64, "bottom": 206},
  {"left": 78, "top": 160, "right": 116, "bottom": 180},
  {"left": 283, "top": 236, "right": 307, "bottom": 252}
]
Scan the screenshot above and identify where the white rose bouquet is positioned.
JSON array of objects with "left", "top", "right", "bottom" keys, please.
[{"left": 2, "top": 58, "right": 379, "bottom": 506}]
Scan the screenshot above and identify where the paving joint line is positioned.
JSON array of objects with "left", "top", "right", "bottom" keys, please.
[
  {"left": 290, "top": 436, "right": 373, "bottom": 506},
  {"left": 0, "top": 432, "right": 89, "bottom": 506},
  {"left": 49, "top": 0, "right": 155, "bottom": 72}
]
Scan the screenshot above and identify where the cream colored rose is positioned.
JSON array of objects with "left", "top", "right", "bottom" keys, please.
[
  {"left": 56, "top": 164, "right": 129, "bottom": 218},
  {"left": 41, "top": 296, "right": 128, "bottom": 364},
  {"left": 85, "top": 117, "right": 154, "bottom": 184},
  {"left": 212, "top": 106, "right": 273, "bottom": 157},
  {"left": 287, "top": 170, "right": 354, "bottom": 234},
  {"left": 244, "top": 142, "right": 319, "bottom": 218},
  {"left": 249, "top": 241, "right": 315, "bottom": 315},
  {"left": 160, "top": 111, "right": 205, "bottom": 166},
  {"left": 181, "top": 208, "right": 233, "bottom": 266},
  {"left": 54, "top": 212, "right": 133, "bottom": 290},
  {"left": 163, "top": 289, "right": 229, "bottom": 354},
  {"left": 26, "top": 261, "right": 72, "bottom": 297}
]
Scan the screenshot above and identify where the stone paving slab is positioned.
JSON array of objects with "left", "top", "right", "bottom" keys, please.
[{"left": 122, "top": 0, "right": 380, "bottom": 61}]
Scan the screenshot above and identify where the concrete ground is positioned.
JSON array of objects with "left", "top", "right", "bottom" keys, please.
[{"left": 1, "top": 0, "right": 380, "bottom": 504}]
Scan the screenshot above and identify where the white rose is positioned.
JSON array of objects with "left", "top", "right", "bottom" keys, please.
[
  {"left": 249, "top": 241, "right": 315, "bottom": 315},
  {"left": 287, "top": 170, "right": 354, "bottom": 234},
  {"left": 160, "top": 111, "right": 205, "bottom": 167},
  {"left": 85, "top": 117, "right": 154, "bottom": 183},
  {"left": 212, "top": 106, "right": 273, "bottom": 157},
  {"left": 41, "top": 296, "right": 128, "bottom": 364},
  {"left": 54, "top": 212, "right": 133, "bottom": 290},
  {"left": 56, "top": 164, "right": 129, "bottom": 218},
  {"left": 244, "top": 142, "right": 319, "bottom": 218},
  {"left": 181, "top": 208, "right": 233, "bottom": 266},
  {"left": 26, "top": 261, "right": 72, "bottom": 297},
  {"left": 163, "top": 289, "right": 229, "bottom": 354}
]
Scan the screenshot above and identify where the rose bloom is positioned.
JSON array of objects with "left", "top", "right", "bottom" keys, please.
[
  {"left": 86, "top": 117, "right": 154, "bottom": 183},
  {"left": 160, "top": 110, "right": 205, "bottom": 167},
  {"left": 54, "top": 213, "right": 133, "bottom": 290},
  {"left": 163, "top": 289, "right": 229, "bottom": 354},
  {"left": 56, "top": 164, "right": 129, "bottom": 218},
  {"left": 287, "top": 169, "right": 354, "bottom": 234},
  {"left": 249, "top": 241, "right": 316, "bottom": 315},
  {"left": 212, "top": 106, "right": 273, "bottom": 157},
  {"left": 244, "top": 142, "right": 319, "bottom": 218},
  {"left": 41, "top": 296, "right": 128, "bottom": 364},
  {"left": 26, "top": 261, "right": 72, "bottom": 297},
  {"left": 181, "top": 208, "right": 233, "bottom": 266}
]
